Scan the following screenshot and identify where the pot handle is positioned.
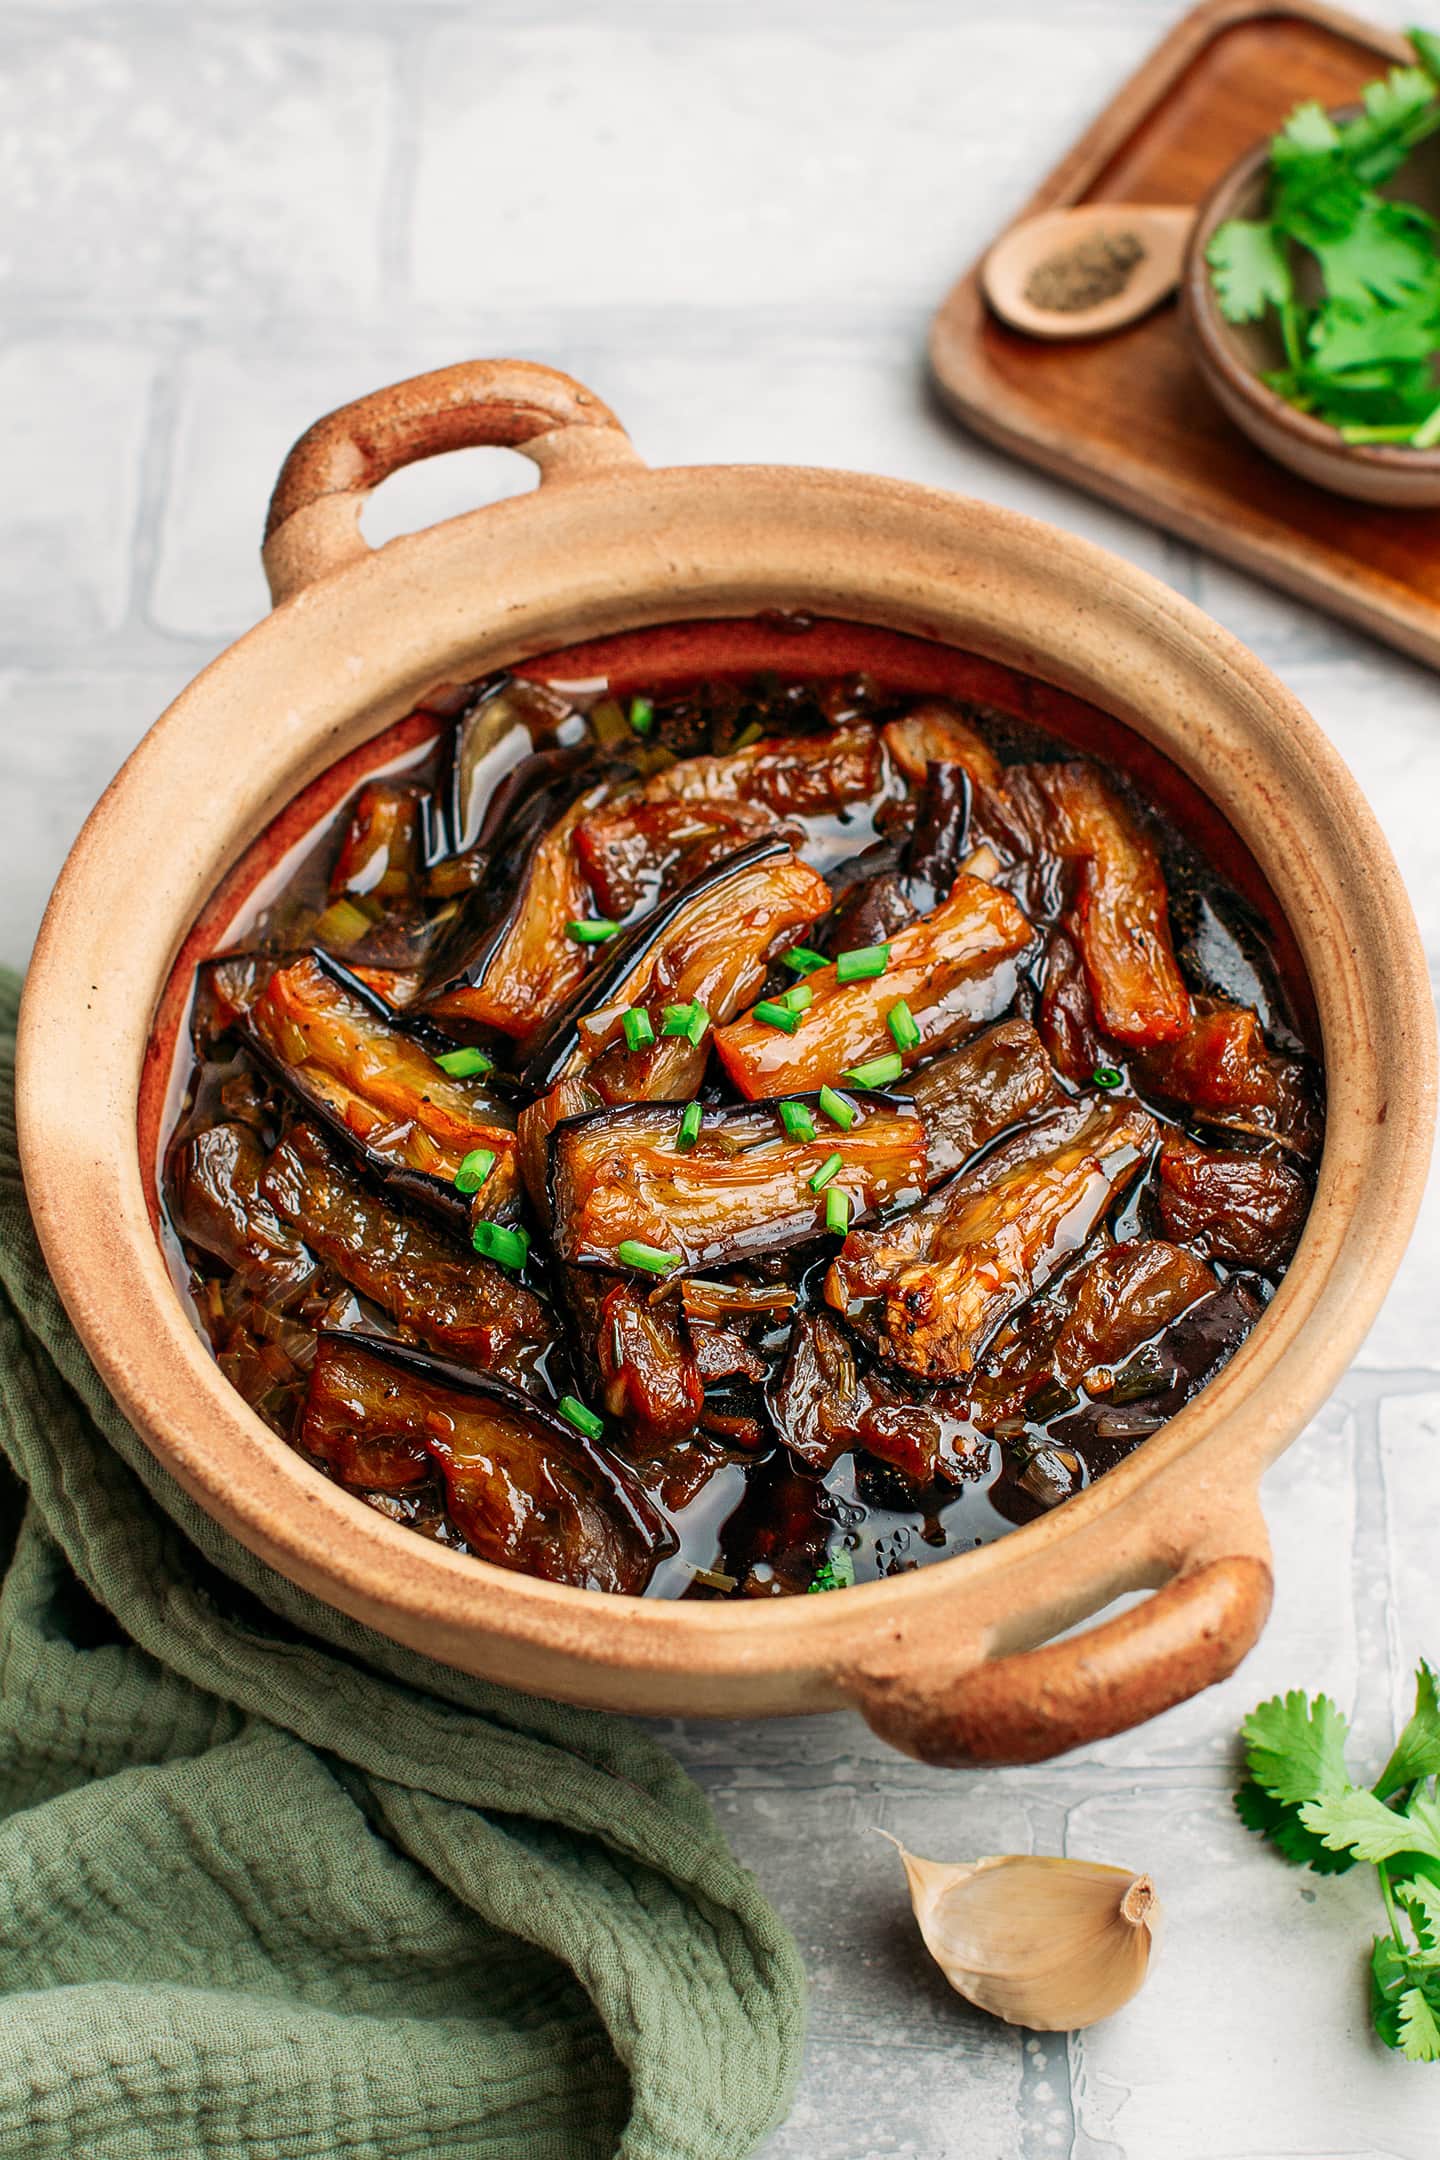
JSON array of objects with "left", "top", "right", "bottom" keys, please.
[
  {"left": 262, "top": 359, "right": 643, "bottom": 606},
  {"left": 840, "top": 1511, "right": 1273, "bottom": 1767}
]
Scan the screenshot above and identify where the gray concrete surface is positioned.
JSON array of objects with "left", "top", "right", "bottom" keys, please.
[{"left": 4, "top": 3, "right": 1437, "bottom": 2152}]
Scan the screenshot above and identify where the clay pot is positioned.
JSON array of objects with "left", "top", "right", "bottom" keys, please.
[{"left": 16, "top": 360, "right": 1435, "bottom": 1765}]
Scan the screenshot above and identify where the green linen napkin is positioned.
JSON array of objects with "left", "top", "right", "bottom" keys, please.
[{"left": 0, "top": 970, "right": 804, "bottom": 2160}]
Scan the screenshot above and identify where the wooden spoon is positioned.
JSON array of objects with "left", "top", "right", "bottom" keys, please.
[{"left": 982, "top": 203, "right": 1195, "bottom": 341}]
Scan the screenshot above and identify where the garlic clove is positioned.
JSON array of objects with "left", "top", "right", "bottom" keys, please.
[{"left": 879, "top": 1835, "right": 1159, "bottom": 2032}]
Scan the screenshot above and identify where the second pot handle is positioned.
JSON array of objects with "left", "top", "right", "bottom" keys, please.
[
  {"left": 262, "top": 359, "right": 642, "bottom": 605},
  {"left": 842, "top": 1527, "right": 1273, "bottom": 1767}
]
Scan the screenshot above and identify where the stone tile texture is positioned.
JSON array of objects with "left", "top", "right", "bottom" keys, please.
[{"left": 2, "top": 2, "right": 1436, "bottom": 2155}]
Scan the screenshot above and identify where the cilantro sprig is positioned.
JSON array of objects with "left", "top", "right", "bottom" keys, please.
[
  {"left": 1207, "top": 28, "right": 1440, "bottom": 442},
  {"left": 1236, "top": 1658, "right": 1440, "bottom": 2059}
]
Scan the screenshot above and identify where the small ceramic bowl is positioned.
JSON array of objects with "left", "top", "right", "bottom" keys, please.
[{"left": 1183, "top": 123, "right": 1440, "bottom": 507}]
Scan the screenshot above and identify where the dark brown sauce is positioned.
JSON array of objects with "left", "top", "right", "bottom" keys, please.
[{"left": 159, "top": 662, "right": 1323, "bottom": 1600}]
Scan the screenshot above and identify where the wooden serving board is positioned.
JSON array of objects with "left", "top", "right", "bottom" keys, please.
[{"left": 929, "top": 0, "right": 1440, "bottom": 669}]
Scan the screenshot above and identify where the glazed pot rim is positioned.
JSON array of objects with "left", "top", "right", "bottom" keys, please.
[{"left": 15, "top": 395, "right": 1436, "bottom": 1748}]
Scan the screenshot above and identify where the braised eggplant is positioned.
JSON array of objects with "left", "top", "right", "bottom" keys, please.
[
  {"left": 163, "top": 667, "right": 1322, "bottom": 1598},
  {"left": 712, "top": 872, "right": 1034, "bottom": 1099},
  {"left": 299, "top": 1334, "right": 671, "bottom": 1592},
  {"left": 227, "top": 951, "right": 521, "bottom": 1230},
  {"left": 261, "top": 1124, "right": 553, "bottom": 1383},
  {"left": 826, "top": 1099, "right": 1158, "bottom": 1380},
  {"left": 549, "top": 1094, "right": 926, "bottom": 1273}
]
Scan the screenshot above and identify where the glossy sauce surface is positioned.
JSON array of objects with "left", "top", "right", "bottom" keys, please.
[{"left": 161, "top": 658, "right": 1323, "bottom": 1599}]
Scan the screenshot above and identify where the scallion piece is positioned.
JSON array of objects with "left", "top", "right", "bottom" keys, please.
[
  {"left": 676, "top": 1101, "right": 703, "bottom": 1150},
  {"left": 566, "top": 918, "right": 621, "bottom": 945},
  {"left": 558, "top": 1395, "right": 605, "bottom": 1442},
  {"left": 660, "top": 1002, "right": 712, "bottom": 1045},
  {"left": 753, "top": 999, "right": 801, "bottom": 1033},
  {"left": 835, "top": 942, "right": 890, "bottom": 983},
  {"left": 824, "top": 1186, "right": 851, "bottom": 1237},
  {"left": 842, "top": 1052, "right": 904, "bottom": 1089},
  {"left": 817, "top": 1084, "right": 857, "bottom": 1132},
  {"left": 779, "top": 983, "right": 814, "bottom": 1014},
  {"left": 887, "top": 998, "right": 921, "bottom": 1053},
  {"left": 1092, "top": 1064, "right": 1124, "bottom": 1091},
  {"left": 781, "top": 946, "right": 826, "bottom": 976},
  {"left": 616, "top": 1239, "right": 682, "bottom": 1275},
  {"left": 662, "top": 1002, "right": 710, "bottom": 1045},
  {"left": 435, "top": 1045, "right": 493, "bottom": 1078},
  {"left": 778, "top": 1099, "right": 817, "bottom": 1143},
  {"left": 453, "top": 1146, "right": 496, "bottom": 1194},
  {"left": 472, "top": 1220, "right": 530, "bottom": 1270},
  {"left": 621, "top": 1006, "right": 655, "bottom": 1052},
  {"left": 629, "top": 695, "right": 655, "bottom": 736},
  {"left": 809, "top": 1151, "right": 843, "bottom": 1193}
]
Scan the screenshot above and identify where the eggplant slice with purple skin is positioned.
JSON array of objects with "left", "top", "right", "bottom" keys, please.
[
  {"left": 827, "top": 1097, "right": 1159, "bottom": 1381},
  {"left": 549, "top": 1092, "right": 926, "bottom": 1275},
  {"left": 299, "top": 1332, "right": 675, "bottom": 1593},
  {"left": 520, "top": 835, "right": 831, "bottom": 1101},
  {"left": 895, "top": 1016, "right": 1057, "bottom": 1185},
  {"left": 217, "top": 949, "right": 520, "bottom": 1236},
  {"left": 261, "top": 1123, "right": 553, "bottom": 1384}
]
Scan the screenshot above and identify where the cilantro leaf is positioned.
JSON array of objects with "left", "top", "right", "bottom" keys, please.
[
  {"left": 1280, "top": 100, "right": 1341, "bottom": 155},
  {"left": 1397, "top": 1876, "right": 1440, "bottom": 1953},
  {"left": 1207, "top": 219, "right": 1294, "bottom": 323},
  {"left": 1241, "top": 1689, "right": 1353, "bottom": 1803},
  {"left": 1305, "top": 201, "right": 1439, "bottom": 314},
  {"left": 1377, "top": 1660, "right": 1440, "bottom": 1799},
  {"left": 1234, "top": 1777, "right": 1357, "bottom": 1872},
  {"left": 1412, "top": 26, "right": 1440, "bottom": 86},
  {"left": 1300, "top": 1787, "right": 1440, "bottom": 1867},
  {"left": 1372, "top": 1932, "right": 1413, "bottom": 2048},
  {"left": 1399, "top": 1981, "right": 1440, "bottom": 2061},
  {"left": 1342, "top": 68, "right": 1438, "bottom": 186}
]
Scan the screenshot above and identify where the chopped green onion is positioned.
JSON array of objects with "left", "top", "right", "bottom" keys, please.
[
  {"left": 566, "top": 918, "right": 621, "bottom": 944},
  {"left": 676, "top": 1101, "right": 703, "bottom": 1150},
  {"left": 887, "top": 998, "right": 921, "bottom": 1053},
  {"left": 453, "top": 1146, "right": 496, "bottom": 1194},
  {"left": 753, "top": 999, "right": 801, "bottom": 1033},
  {"left": 558, "top": 1394, "right": 605, "bottom": 1442},
  {"left": 809, "top": 1151, "right": 843, "bottom": 1193},
  {"left": 621, "top": 1006, "right": 655, "bottom": 1052},
  {"left": 779, "top": 983, "right": 814, "bottom": 1014},
  {"left": 732, "top": 720, "right": 764, "bottom": 750},
  {"left": 312, "top": 896, "right": 379, "bottom": 947},
  {"left": 807, "top": 1547, "right": 856, "bottom": 1594},
  {"left": 842, "top": 1052, "right": 904, "bottom": 1089},
  {"left": 835, "top": 943, "right": 890, "bottom": 983},
  {"left": 824, "top": 1186, "right": 851, "bottom": 1237},
  {"left": 628, "top": 695, "right": 655, "bottom": 736},
  {"left": 1092, "top": 1064, "right": 1123, "bottom": 1091},
  {"left": 472, "top": 1220, "right": 530, "bottom": 1270},
  {"left": 781, "top": 946, "right": 826, "bottom": 976},
  {"left": 660, "top": 1001, "right": 710, "bottom": 1046},
  {"left": 1413, "top": 399, "right": 1440, "bottom": 450},
  {"left": 778, "top": 1099, "right": 817, "bottom": 1143},
  {"left": 817, "top": 1084, "right": 857, "bottom": 1132},
  {"left": 616, "top": 1239, "right": 682, "bottom": 1275},
  {"left": 435, "top": 1045, "right": 493, "bottom": 1078}
]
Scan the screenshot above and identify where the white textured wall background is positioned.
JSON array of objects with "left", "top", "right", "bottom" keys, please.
[{"left": 3, "top": 2, "right": 1437, "bottom": 2153}]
